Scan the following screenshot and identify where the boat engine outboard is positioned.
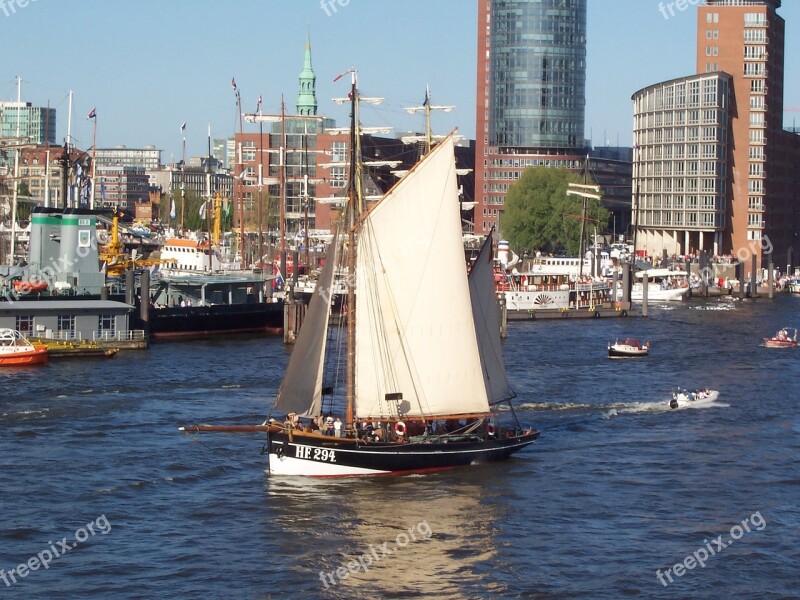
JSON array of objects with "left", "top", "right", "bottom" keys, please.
[{"left": 669, "top": 394, "right": 679, "bottom": 410}]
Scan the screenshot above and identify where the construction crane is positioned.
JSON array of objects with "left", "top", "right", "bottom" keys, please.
[{"left": 97, "top": 211, "right": 167, "bottom": 277}]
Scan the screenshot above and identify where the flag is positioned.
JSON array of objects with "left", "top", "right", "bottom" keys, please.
[
  {"left": 87, "top": 108, "right": 96, "bottom": 119},
  {"left": 256, "top": 94, "right": 262, "bottom": 113},
  {"left": 170, "top": 197, "right": 176, "bottom": 220},
  {"left": 231, "top": 77, "right": 237, "bottom": 91},
  {"left": 180, "top": 121, "right": 187, "bottom": 132},
  {"left": 199, "top": 200, "right": 207, "bottom": 219},
  {"left": 422, "top": 85, "right": 430, "bottom": 107},
  {"left": 100, "top": 178, "right": 107, "bottom": 202}
]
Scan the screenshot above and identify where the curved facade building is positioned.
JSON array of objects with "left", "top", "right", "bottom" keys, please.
[
  {"left": 632, "top": 73, "right": 733, "bottom": 257},
  {"left": 489, "top": 0, "right": 587, "bottom": 150}
]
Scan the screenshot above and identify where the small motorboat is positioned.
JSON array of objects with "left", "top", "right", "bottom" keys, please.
[
  {"left": 668, "top": 388, "right": 719, "bottom": 409},
  {"left": 608, "top": 338, "right": 650, "bottom": 358},
  {"left": 0, "top": 329, "right": 49, "bottom": 366},
  {"left": 762, "top": 327, "right": 798, "bottom": 348}
]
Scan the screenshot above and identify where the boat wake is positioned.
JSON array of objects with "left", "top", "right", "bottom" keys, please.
[
  {"left": 517, "top": 398, "right": 728, "bottom": 417},
  {"left": 606, "top": 397, "right": 729, "bottom": 416}
]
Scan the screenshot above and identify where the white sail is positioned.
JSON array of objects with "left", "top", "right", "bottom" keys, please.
[
  {"left": 354, "top": 136, "right": 490, "bottom": 419},
  {"left": 468, "top": 233, "right": 514, "bottom": 404},
  {"left": 274, "top": 234, "right": 338, "bottom": 417}
]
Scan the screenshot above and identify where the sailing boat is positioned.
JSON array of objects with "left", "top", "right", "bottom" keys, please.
[
  {"left": 181, "top": 75, "right": 538, "bottom": 476},
  {"left": 264, "top": 137, "right": 537, "bottom": 475}
]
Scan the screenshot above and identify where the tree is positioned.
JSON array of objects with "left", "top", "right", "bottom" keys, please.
[{"left": 499, "top": 167, "right": 611, "bottom": 256}]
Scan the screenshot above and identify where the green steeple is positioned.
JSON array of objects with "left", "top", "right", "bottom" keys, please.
[{"left": 296, "top": 30, "right": 317, "bottom": 116}]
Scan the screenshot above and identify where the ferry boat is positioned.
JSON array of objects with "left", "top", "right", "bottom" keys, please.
[{"left": 498, "top": 271, "right": 614, "bottom": 315}]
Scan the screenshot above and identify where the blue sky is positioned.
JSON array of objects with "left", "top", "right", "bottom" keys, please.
[{"left": 2, "top": 0, "right": 799, "bottom": 160}]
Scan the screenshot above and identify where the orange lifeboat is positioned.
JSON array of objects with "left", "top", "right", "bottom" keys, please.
[{"left": 12, "top": 280, "right": 48, "bottom": 294}]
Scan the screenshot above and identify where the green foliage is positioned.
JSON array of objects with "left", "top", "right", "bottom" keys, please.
[
  {"left": 158, "top": 191, "right": 277, "bottom": 232},
  {"left": 499, "top": 167, "right": 611, "bottom": 256}
]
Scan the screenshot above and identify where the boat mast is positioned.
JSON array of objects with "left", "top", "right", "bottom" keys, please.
[
  {"left": 205, "top": 123, "right": 214, "bottom": 267},
  {"left": 233, "top": 79, "right": 246, "bottom": 269},
  {"left": 345, "top": 69, "right": 361, "bottom": 428}
]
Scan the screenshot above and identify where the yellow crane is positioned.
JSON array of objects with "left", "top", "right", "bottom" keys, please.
[{"left": 98, "top": 212, "right": 168, "bottom": 276}]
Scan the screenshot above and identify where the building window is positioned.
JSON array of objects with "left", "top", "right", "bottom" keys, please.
[
  {"left": 744, "top": 45, "right": 765, "bottom": 60},
  {"left": 99, "top": 314, "right": 115, "bottom": 338},
  {"left": 744, "top": 13, "right": 767, "bottom": 27},
  {"left": 747, "top": 213, "right": 762, "bottom": 227},
  {"left": 744, "top": 63, "right": 765, "bottom": 77},
  {"left": 330, "top": 166, "right": 346, "bottom": 188},
  {"left": 15, "top": 315, "right": 34, "bottom": 335},
  {"left": 57, "top": 315, "right": 76, "bottom": 339},
  {"left": 330, "top": 141, "right": 347, "bottom": 163},
  {"left": 744, "top": 29, "right": 766, "bottom": 43}
]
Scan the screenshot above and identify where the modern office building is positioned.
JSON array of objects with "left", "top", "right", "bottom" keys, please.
[
  {"left": 474, "top": 0, "right": 591, "bottom": 235},
  {"left": 212, "top": 138, "right": 235, "bottom": 169},
  {"left": 95, "top": 165, "right": 150, "bottom": 212},
  {"left": 94, "top": 146, "right": 162, "bottom": 170},
  {"left": 632, "top": 0, "right": 800, "bottom": 265},
  {"left": 0, "top": 102, "right": 56, "bottom": 146},
  {"left": 632, "top": 73, "right": 733, "bottom": 256}
]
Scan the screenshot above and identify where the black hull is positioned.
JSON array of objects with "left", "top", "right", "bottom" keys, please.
[
  {"left": 607, "top": 348, "right": 648, "bottom": 358},
  {"left": 143, "top": 302, "right": 284, "bottom": 339},
  {"left": 266, "top": 430, "right": 539, "bottom": 477}
]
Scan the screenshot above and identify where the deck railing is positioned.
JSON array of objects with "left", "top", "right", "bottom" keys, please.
[{"left": 93, "top": 330, "right": 147, "bottom": 342}]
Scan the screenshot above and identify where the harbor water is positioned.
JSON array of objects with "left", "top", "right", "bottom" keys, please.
[{"left": 1, "top": 295, "right": 798, "bottom": 598}]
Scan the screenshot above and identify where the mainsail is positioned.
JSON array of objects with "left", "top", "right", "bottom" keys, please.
[
  {"left": 468, "top": 232, "right": 514, "bottom": 404},
  {"left": 354, "top": 136, "right": 491, "bottom": 419},
  {"left": 274, "top": 233, "right": 338, "bottom": 417}
]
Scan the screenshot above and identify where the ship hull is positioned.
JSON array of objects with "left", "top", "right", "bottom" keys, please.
[
  {"left": 146, "top": 302, "right": 284, "bottom": 339},
  {"left": 266, "top": 430, "right": 539, "bottom": 477},
  {"left": 0, "top": 346, "right": 49, "bottom": 366}
]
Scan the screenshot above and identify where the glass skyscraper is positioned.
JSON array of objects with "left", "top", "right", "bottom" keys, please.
[
  {"left": 488, "top": 0, "right": 587, "bottom": 150},
  {"left": 475, "top": 0, "right": 590, "bottom": 234},
  {"left": 0, "top": 102, "right": 56, "bottom": 145}
]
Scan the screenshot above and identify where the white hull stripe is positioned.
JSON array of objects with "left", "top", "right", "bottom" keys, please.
[{"left": 269, "top": 454, "right": 388, "bottom": 477}]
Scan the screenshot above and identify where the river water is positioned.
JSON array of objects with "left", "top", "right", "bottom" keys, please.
[{"left": 1, "top": 295, "right": 798, "bottom": 598}]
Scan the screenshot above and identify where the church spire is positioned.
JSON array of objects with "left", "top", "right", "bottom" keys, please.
[{"left": 296, "top": 29, "right": 317, "bottom": 116}]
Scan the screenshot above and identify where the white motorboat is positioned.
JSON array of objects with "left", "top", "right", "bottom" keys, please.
[
  {"left": 617, "top": 269, "right": 691, "bottom": 302},
  {"left": 608, "top": 338, "right": 650, "bottom": 358},
  {"left": 668, "top": 389, "right": 719, "bottom": 409}
]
